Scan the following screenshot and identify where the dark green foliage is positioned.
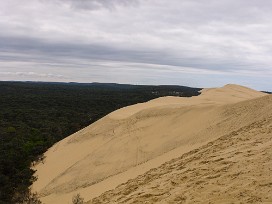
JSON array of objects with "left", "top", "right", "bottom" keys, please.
[
  {"left": 0, "top": 81, "right": 201, "bottom": 203},
  {"left": 12, "top": 190, "right": 41, "bottom": 204},
  {"left": 72, "top": 193, "right": 84, "bottom": 204}
]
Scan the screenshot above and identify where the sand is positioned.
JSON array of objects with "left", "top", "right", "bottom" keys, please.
[
  {"left": 89, "top": 94, "right": 272, "bottom": 204},
  {"left": 31, "top": 84, "right": 269, "bottom": 204}
]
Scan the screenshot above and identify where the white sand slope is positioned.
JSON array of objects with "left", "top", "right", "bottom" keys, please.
[{"left": 32, "top": 84, "right": 267, "bottom": 204}]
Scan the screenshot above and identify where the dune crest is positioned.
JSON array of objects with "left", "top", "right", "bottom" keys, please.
[
  {"left": 89, "top": 94, "right": 272, "bottom": 203},
  {"left": 108, "top": 84, "right": 265, "bottom": 119},
  {"left": 32, "top": 84, "right": 268, "bottom": 204}
]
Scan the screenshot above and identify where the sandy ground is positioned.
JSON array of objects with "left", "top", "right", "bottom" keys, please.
[
  {"left": 88, "top": 94, "right": 272, "bottom": 204},
  {"left": 31, "top": 84, "right": 268, "bottom": 204}
]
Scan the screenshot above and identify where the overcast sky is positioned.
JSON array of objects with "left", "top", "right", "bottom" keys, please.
[{"left": 0, "top": 0, "right": 271, "bottom": 90}]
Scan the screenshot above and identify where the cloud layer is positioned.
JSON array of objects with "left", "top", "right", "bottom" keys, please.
[{"left": 0, "top": 0, "right": 271, "bottom": 90}]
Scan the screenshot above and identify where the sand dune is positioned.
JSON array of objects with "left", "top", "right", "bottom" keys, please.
[
  {"left": 108, "top": 84, "right": 265, "bottom": 119},
  {"left": 88, "top": 94, "right": 272, "bottom": 203},
  {"left": 31, "top": 84, "right": 268, "bottom": 204}
]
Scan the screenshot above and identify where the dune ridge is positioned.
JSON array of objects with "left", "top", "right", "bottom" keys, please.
[
  {"left": 88, "top": 94, "right": 272, "bottom": 203},
  {"left": 108, "top": 84, "right": 265, "bottom": 119},
  {"left": 32, "top": 84, "right": 268, "bottom": 204}
]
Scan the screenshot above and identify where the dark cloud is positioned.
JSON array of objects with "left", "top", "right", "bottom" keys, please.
[{"left": 1, "top": 35, "right": 260, "bottom": 73}]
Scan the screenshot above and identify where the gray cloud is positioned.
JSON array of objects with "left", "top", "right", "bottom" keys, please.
[
  {"left": 0, "top": 0, "right": 271, "bottom": 90},
  {"left": 59, "top": 0, "right": 139, "bottom": 10},
  {"left": 0, "top": 71, "right": 66, "bottom": 79}
]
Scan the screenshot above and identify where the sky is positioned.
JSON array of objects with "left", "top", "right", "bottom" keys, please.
[{"left": 0, "top": 0, "right": 271, "bottom": 91}]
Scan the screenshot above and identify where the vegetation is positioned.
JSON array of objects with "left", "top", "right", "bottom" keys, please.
[
  {"left": 0, "top": 81, "right": 201, "bottom": 203},
  {"left": 14, "top": 192, "right": 42, "bottom": 204},
  {"left": 72, "top": 194, "right": 84, "bottom": 204}
]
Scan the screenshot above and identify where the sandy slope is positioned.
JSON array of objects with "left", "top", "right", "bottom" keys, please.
[
  {"left": 31, "top": 84, "right": 267, "bottom": 204},
  {"left": 88, "top": 94, "right": 272, "bottom": 204},
  {"left": 108, "top": 84, "right": 264, "bottom": 119}
]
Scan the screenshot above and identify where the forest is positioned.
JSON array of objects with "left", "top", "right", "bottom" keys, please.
[{"left": 0, "top": 81, "right": 201, "bottom": 204}]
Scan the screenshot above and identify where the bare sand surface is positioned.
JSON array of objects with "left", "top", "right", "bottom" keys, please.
[
  {"left": 108, "top": 84, "right": 265, "bottom": 119},
  {"left": 31, "top": 84, "right": 268, "bottom": 204},
  {"left": 89, "top": 94, "right": 272, "bottom": 203}
]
